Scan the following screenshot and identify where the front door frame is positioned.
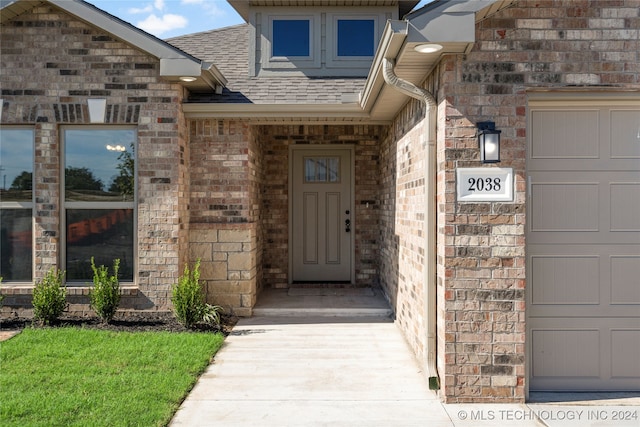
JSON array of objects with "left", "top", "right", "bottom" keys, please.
[{"left": 288, "top": 144, "right": 356, "bottom": 285}]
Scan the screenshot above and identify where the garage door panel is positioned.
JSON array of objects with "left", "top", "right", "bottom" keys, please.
[
  {"left": 610, "top": 110, "right": 640, "bottom": 159},
  {"left": 528, "top": 245, "right": 640, "bottom": 318},
  {"left": 528, "top": 172, "right": 640, "bottom": 245},
  {"left": 611, "top": 330, "right": 640, "bottom": 378},
  {"left": 530, "top": 182, "right": 599, "bottom": 232},
  {"left": 611, "top": 256, "right": 640, "bottom": 304},
  {"left": 530, "top": 318, "right": 640, "bottom": 391},
  {"left": 531, "top": 256, "right": 600, "bottom": 305},
  {"left": 530, "top": 110, "right": 600, "bottom": 159},
  {"left": 531, "top": 328, "right": 600, "bottom": 378},
  {"left": 610, "top": 183, "right": 640, "bottom": 231}
]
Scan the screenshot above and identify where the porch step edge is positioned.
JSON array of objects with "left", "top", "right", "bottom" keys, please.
[{"left": 252, "top": 307, "right": 393, "bottom": 318}]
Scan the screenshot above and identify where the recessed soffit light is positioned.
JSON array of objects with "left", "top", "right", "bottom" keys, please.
[{"left": 414, "top": 43, "right": 444, "bottom": 54}]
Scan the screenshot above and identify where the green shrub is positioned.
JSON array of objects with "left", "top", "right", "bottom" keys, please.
[
  {"left": 202, "top": 302, "right": 224, "bottom": 327},
  {"left": 90, "top": 257, "right": 121, "bottom": 323},
  {"left": 0, "top": 276, "right": 4, "bottom": 307},
  {"left": 32, "top": 268, "right": 67, "bottom": 325},
  {"left": 171, "top": 259, "right": 223, "bottom": 329}
]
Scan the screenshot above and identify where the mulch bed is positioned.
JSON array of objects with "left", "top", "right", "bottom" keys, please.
[{"left": 0, "top": 311, "right": 238, "bottom": 340}]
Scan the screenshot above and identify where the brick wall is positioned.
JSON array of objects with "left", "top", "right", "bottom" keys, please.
[
  {"left": 433, "top": 0, "right": 639, "bottom": 403},
  {"left": 0, "top": 4, "right": 187, "bottom": 314},
  {"left": 379, "top": 96, "right": 430, "bottom": 362},
  {"left": 188, "top": 120, "right": 261, "bottom": 316}
]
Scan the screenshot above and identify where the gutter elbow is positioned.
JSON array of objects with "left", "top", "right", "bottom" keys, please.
[{"left": 382, "top": 57, "right": 436, "bottom": 110}]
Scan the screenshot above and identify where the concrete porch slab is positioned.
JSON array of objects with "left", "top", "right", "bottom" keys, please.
[{"left": 252, "top": 287, "right": 393, "bottom": 317}]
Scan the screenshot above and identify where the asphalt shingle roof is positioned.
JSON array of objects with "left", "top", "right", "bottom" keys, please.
[{"left": 166, "top": 24, "right": 366, "bottom": 104}]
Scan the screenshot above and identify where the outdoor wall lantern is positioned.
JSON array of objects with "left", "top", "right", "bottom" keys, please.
[{"left": 477, "top": 121, "right": 501, "bottom": 163}]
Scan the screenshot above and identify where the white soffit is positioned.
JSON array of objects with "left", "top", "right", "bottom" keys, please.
[{"left": 362, "top": 0, "right": 516, "bottom": 121}]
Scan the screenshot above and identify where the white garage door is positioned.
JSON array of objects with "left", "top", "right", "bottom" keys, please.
[{"left": 527, "top": 94, "right": 640, "bottom": 391}]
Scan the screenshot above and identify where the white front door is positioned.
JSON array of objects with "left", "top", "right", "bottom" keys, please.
[{"left": 291, "top": 147, "right": 353, "bottom": 282}]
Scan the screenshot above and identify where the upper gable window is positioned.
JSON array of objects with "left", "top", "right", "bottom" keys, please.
[
  {"left": 255, "top": 9, "right": 389, "bottom": 75},
  {"left": 273, "top": 19, "right": 310, "bottom": 57},
  {"left": 326, "top": 14, "right": 380, "bottom": 69},
  {"left": 337, "top": 19, "right": 375, "bottom": 57},
  {"left": 262, "top": 14, "right": 320, "bottom": 70}
]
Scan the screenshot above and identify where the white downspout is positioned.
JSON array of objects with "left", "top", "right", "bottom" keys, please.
[{"left": 383, "top": 57, "right": 439, "bottom": 390}]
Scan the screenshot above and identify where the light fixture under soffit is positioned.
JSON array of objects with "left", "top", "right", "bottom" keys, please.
[
  {"left": 414, "top": 43, "right": 443, "bottom": 54},
  {"left": 179, "top": 76, "right": 197, "bottom": 82}
]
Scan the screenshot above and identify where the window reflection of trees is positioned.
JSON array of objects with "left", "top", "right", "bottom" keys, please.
[{"left": 65, "top": 143, "right": 135, "bottom": 202}]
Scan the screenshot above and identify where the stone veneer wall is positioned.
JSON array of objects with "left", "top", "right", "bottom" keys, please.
[
  {"left": 433, "top": 0, "right": 640, "bottom": 403},
  {"left": 0, "top": 4, "right": 187, "bottom": 314},
  {"left": 258, "top": 125, "right": 386, "bottom": 288},
  {"left": 188, "top": 120, "right": 262, "bottom": 316}
]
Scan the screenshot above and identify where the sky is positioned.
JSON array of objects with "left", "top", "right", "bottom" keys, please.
[{"left": 89, "top": 0, "right": 431, "bottom": 39}]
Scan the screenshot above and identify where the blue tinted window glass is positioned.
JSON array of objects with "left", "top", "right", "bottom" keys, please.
[
  {"left": 338, "top": 20, "right": 374, "bottom": 56},
  {"left": 0, "top": 128, "right": 33, "bottom": 281},
  {"left": 64, "top": 129, "right": 135, "bottom": 202},
  {"left": 0, "top": 128, "right": 33, "bottom": 202},
  {"left": 273, "top": 20, "right": 310, "bottom": 56}
]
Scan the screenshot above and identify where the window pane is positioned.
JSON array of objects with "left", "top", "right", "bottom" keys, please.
[
  {"left": 0, "top": 209, "right": 32, "bottom": 281},
  {"left": 338, "top": 20, "right": 374, "bottom": 56},
  {"left": 0, "top": 128, "right": 33, "bottom": 202},
  {"left": 304, "top": 157, "right": 340, "bottom": 183},
  {"left": 273, "top": 20, "right": 310, "bottom": 57},
  {"left": 66, "top": 209, "right": 134, "bottom": 281},
  {"left": 305, "top": 158, "right": 316, "bottom": 182},
  {"left": 328, "top": 157, "right": 340, "bottom": 182},
  {"left": 64, "top": 129, "right": 135, "bottom": 202}
]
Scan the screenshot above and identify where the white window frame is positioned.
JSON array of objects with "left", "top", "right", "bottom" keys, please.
[
  {"left": 262, "top": 13, "right": 321, "bottom": 70},
  {"left": 326, "top": 13, "right": 380, "bottom": 68},
  {"left": 0, "top": 126, "right": 34, "bottom": 283},
  {"left": 61, "top": 125, "right": 137, "bottom": 284}
]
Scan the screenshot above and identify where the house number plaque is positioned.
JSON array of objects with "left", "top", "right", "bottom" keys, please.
[{"left": 456, "top": 167, "right": 513, "bottom": 202}]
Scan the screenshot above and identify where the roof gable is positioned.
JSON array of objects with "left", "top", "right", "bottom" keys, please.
[{"left": 0, "top": 0, "right": 226, "bottom": 91}]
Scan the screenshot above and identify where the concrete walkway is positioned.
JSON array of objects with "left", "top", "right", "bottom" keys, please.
[{"left": 170, "top": 288, "right": 640, "bottom": 427}]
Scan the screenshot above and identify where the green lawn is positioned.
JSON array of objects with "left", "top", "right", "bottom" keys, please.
[{"left": 0, "top": 328, "right": 224, "bottom": 427}]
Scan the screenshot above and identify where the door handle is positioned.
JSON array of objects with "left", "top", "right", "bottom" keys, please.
[{"left": 345, "top": 219, "right": 351, "bottom": 232}]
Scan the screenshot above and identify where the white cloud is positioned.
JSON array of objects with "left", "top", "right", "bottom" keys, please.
[
  {"left": 128, "top": 5, "right": 153, "bottom": 14},
  {"left": 136, "top": 13, "right": 188, "bottom": 36},
  {"left": 179, "top": 0, "right": 225, "bottom": 16},
  {"left": 128, "top": 0, "right": 165, "bottom": 15}
]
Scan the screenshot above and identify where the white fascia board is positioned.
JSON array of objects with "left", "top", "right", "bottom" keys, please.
[{"left": 360, "top": 20, "right": 408, "bottom": 113}]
